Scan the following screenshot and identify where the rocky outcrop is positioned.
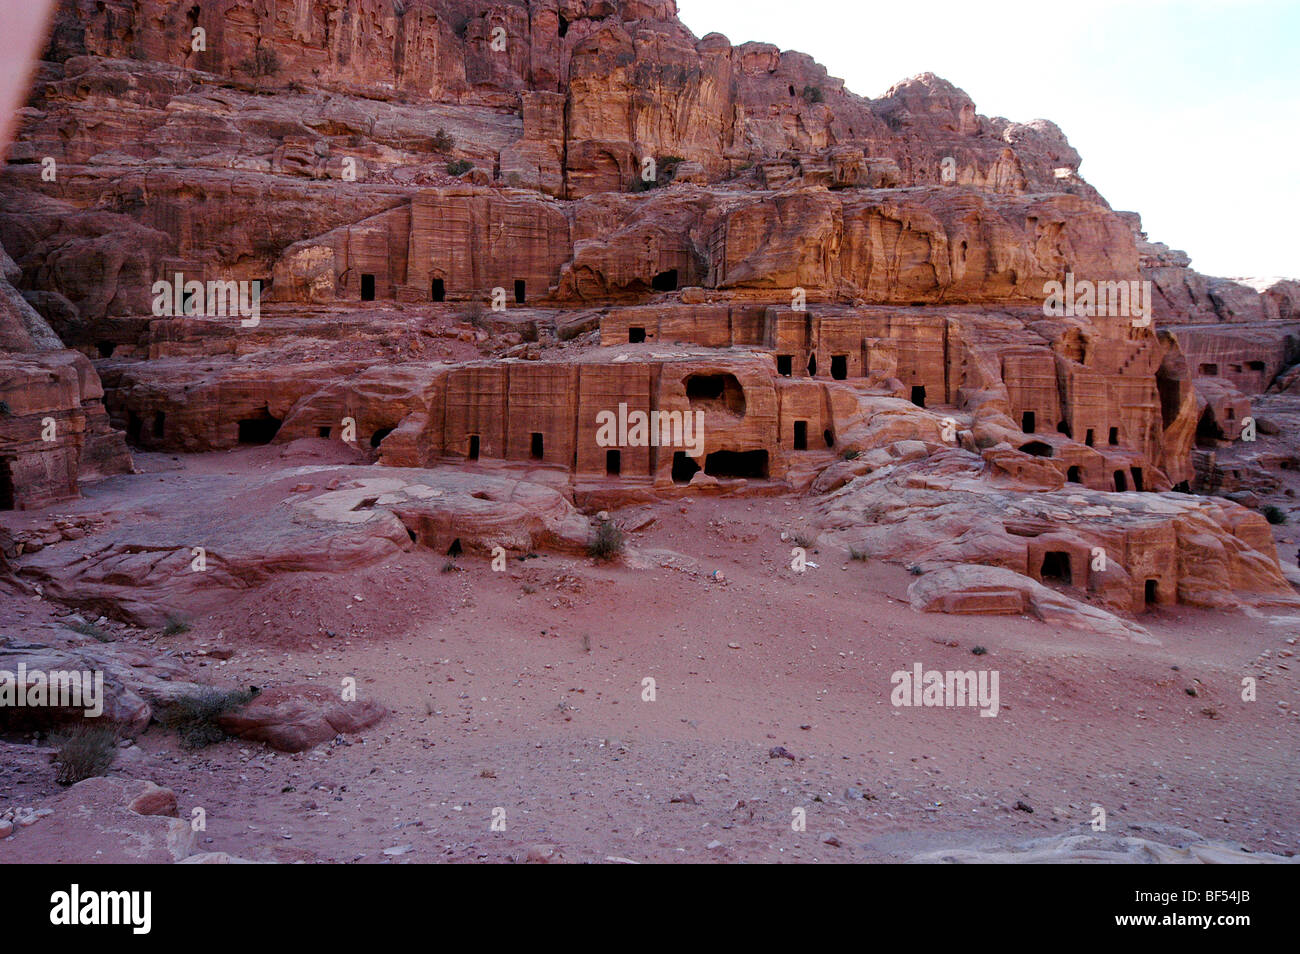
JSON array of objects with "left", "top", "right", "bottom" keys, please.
[
  {"left": 0, "top": 775, "right": 194, "bottom": 863},
  {"left": 0, "top": 0, "right": 1294, "bottom": 638},
  {"left": 216, "top": 684, "right": 386, "bottom": 753}
]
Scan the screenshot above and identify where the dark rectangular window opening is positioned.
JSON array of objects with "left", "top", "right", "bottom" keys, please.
[
  {"left": 1084, "top": 428, "right": 1095, "bottom": 447},
  {"left": 1067, "top": 465, "right": 1081, "bottom": 483},
  {"left": 793, "top": 421, "right": 808, "bottom": 450},
  {"left": 152, "top": 411, "right": 165, "bottom": 439},
  {"left": 360, "top": 274, "right": 376, "bottom": 301},
  {"left": 127, "top": 411, "right": 142, "bottom": 444},
  {"left": 1041, "top": 551, "right": 1072, "bottom": 585},
  {"left": 1145, "top": 579, "right": 1159, "bottom": 606},
  {"left": 606, "top": 449, "right": 621, "bottom": 475},
  {"left": 1114, "top": 469, "right": 1128, "bottom": 492},
  {"left": 1247, "top": 361, "right": 1265, "bottom": 372},
  {"left": 467, "top": 434, "right": 480, "bottom": 460},
  {"left": 910, "top": 385, "right": 926, "bottom": 408},
  {"left": 514, "top": 279, "right": 526, "bottom": 304},
  {"left": 318, "top": 426, "right": 332, "bottom": 438},
  {"left": 629, "top": 327, "right": 646, "bottom": 343},
  {"left": 704, "top": 449, "right": 768, "bottom": 479},
  {"left": 1131, "top": 466, "right": 1143, "bottom": 492},
  {"left": 431, "top": 278, "right": 445, "bottom": 302},
  {"left": 0, "top": 459, "right": 14, "bottom": 510},
  {"left": 831, "top": 354, "right": 848, "bottom": 380},
  {"left": 530, "top": 432, "right": 544, "bottom": 460},
  {"left": 776, "top": 355, "right": 793, "bottom": 376},
  {"left": 1108, "top": 426, "right": 1119, "bottom": 445},
  {"left": 1198, "top": 363, "right": 1218, "bottom": 376},
  {"left": 1022, "top": 411, "right": 1036, "bottom": 433}
]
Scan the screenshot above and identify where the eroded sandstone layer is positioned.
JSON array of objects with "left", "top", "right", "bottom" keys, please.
[{"left": 1, "top": 0, "right": 1298, "bottom": 643}]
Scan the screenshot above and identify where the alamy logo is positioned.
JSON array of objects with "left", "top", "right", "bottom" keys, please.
[
  {"left": 1042, "top": 273, "right": 1151, "bottom": 326},
  {"left": 595, "top": 402, "right": 705, "bottom": 456},
  {"left": 0, "top": 665, "right": 103, "bottom": 717},
  {"left": 890, "top": 662, "right": 999, "bottom": 717},
  {"left": 50, "top": 885, "right": 151, "bottom": 934},
  {"left": 151, "top": 273, "right": 262, "bottom": 327}
]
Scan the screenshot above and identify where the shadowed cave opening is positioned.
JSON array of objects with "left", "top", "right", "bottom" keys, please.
[
  {"left": 651, "top": 269, "right": 678, "bottom": 291},
  {"left": 685, "top": 373, "right": 746, "bottom": 415},
  {"left": 431, "top": 278, "right": 445, "bottom": 301},
  {"left": 370, "top": 427, "right": 394, "bottom": 449},
  {"left": 1145, "top": 579, "right": 1159, "bottom": 606},
  {"left": 238, "top": 412, "right": 281, "bottom": 445},
  {"left": 704, "top": 450, "right": 768, "bottom": 479},
  {"left": 793, "top": 421, "right": 807, "bottom": 450},
  {"left": 831, "top": 354, "right": 847, "bottom": 380},
  {"left": 672, "top": 451, "right": 700, "bottom": 484},
  {"left": 910, "top": 385, "right": 926, "bottom": 408},
  {"left": 629, "top": 326, "right": 646, "bottom": 343},
  {"left": 1041, "top": 551, "right": 1072, "bottom": 585}
]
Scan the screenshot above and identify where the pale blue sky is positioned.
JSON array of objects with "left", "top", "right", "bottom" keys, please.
[{"left": 678, "top": 0, "right": 1298, "bottom": 279}]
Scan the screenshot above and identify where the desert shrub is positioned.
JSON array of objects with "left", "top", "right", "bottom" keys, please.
[
  {"left": 67, "top": 619, "right": 113, "bottom": 642},
  {"left": 1262, "top": 505, "right": 1287, "bottom": 525},
  {"left": 156, "top": 688, "right": 258, "bottom": 749},
  {"left": 463, "top": 300, "right": 488, "bottom": 328},
  {"left": 848, "top": 546, "right": 870, "bottom": 562},
  {"left": 841, "top": 449, "right": 860, "bottom": 461},
  {"left": 441, "top": 559, "right": 459, "bottom": 573},
  {"left": 446, "top": 158, "right": 473, "bottom": 176},
  {"left": 236, "top": 47, "right": 280, "bottom": 77},
  {"left": 789, "top": 530, "right": 816, "bottom": 549},
  {"left": 53, "top": 724, "right": 118, "bottom": 785},
  {"left": 432, "top": 128, "right": 455, "bottom": 153},
  {"left": 588, "top": 518, "right": 624, "bottom": 561},
  {"left": 161, "top": 615, "right": 190, "bottom": 637},
  {"left": 801, "top": 85, "right": 824, "bottom": 104},
  {"left": 630, "top": 175, "right": 659, "bottom": 193}
]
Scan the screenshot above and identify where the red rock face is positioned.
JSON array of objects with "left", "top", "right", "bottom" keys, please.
[{"left": 0, "top": 0, "right": 1294, "bottom": 630}]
